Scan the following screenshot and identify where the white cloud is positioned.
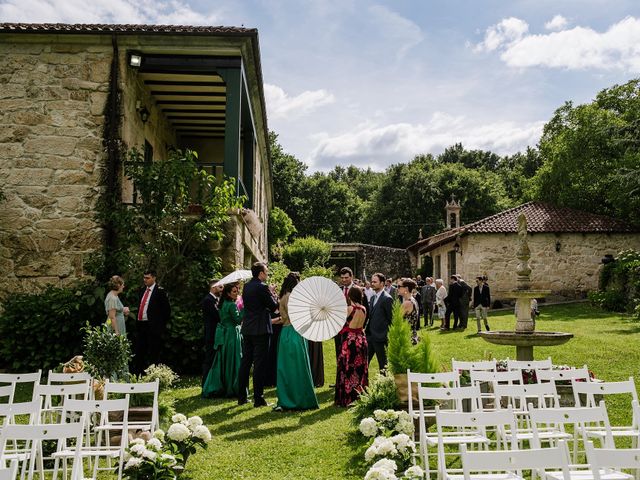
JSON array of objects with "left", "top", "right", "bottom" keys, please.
[
  {"left": 474, "top": 17, "right": 529, "bottom": 52},
  {"left": 545, "top": 15, "right": 569, "bottom": 31},
  {"left": 368, "top": 4, "right": 424, "bottom": 59},
  {"left": 308, "top": 113, "right": 544, "bottom": 170},
  {"left": 475, "top": 16, "right": 640, "bottom": 72},
  {"left": 264, "top": 84, "right": 335, "bottom": 120},
  {"left": 0, "top": 0, "right": 221, "bottom": 24}
]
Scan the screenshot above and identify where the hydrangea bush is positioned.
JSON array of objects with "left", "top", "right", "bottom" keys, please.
[
  {"left": 359, "top": 410, "right": 414, "bottom": 438},
  {"left": 165, "top": 414, "right": 212, "bottom": 466},
  {"left": 364, "top": 458, "right": 424, "bottom": 480},
  {"left": 364, "top": 434, "right": 416, "bottom": 472}
]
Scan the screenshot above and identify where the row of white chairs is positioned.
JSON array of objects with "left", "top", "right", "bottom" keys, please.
[{"left": 0, "top": 371, "right": 161, "bottom": 480}]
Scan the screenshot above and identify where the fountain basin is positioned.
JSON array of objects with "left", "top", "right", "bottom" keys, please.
[{"left": 479, "top": 331, "right": 574, "bottom": 361}]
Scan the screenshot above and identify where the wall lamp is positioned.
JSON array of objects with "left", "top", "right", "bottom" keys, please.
[
  {"left": 454, "top": 236, "right": 462, "bottom": 255},
  {"left": 136, "top": 101, "right": 150, "bottom": 123},
  {"left": 129, "top": 53, "right": 142, "bottom": 67},
  {"left": 555, "top": 240, "right": 561, "bottom": 252}
]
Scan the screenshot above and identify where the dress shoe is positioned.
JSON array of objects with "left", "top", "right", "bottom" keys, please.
[
  {"left": 237, "top": 398, "right": 248, "bottom": 406},
  {"left": 253, "top": 398, "right": 268, "bottom": 407}
]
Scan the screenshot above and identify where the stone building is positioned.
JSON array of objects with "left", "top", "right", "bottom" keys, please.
[
  {"left": 0, "top": 23, "right": 272, "bottom": 298},
  {"left": 330, "top": 243, "right": 412, "bottom": 281},
  {"left": 407, "top": 201, "right": 640, "bottom": 301}
]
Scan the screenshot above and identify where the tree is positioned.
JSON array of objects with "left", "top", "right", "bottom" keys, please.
[
  {"left": 268, "top": 207, "right": 296, "bottom": 260},
  {"left": 437, "top": 143, "right": 501, "bottom": 171},
  {"left": 533, "top": 79, "right": 640, "bottom": 224},
  {"left": 282, "top": 236, "right": 332, "bottom": 272}
]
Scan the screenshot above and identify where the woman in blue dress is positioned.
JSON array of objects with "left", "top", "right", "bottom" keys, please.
[{"left": 105, "top": 275, "right": 129, "bottom": 337}]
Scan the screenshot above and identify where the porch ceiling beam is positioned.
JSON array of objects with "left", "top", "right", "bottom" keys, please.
[
  {"left": 150, "top": 91, "right": 227, "bottom": 98},
  {"left": 156, "top": 100, "right": 226, "bottom": 106},
  {"left": 162, "top": 108, "right": 225, "bottom": 113},
  {"left": 138, "top": 54, "right": 241, "bottom": 72},
  {"left": 170, "top": 121, "right": 225, "bottom": 126},
  {"left": 144, "top": 80, "right": 226, "bottom": 87}
]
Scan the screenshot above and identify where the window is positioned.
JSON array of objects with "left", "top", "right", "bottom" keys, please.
[{"left": 447, "top": 250, "right": 457, "bottom": 279}]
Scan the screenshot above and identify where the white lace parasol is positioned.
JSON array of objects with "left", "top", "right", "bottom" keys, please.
[
  {"left": 288, "top": 276, "right": 347, "bottom": 341},
  {"left": 214, "top": 269, "right": 252, "bottom": 287}
]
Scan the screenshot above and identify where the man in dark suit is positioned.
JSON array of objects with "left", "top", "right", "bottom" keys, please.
[
  {"left": 473, "top": 276, "right": 491, "bottom": 333},
  {"left": 237, "top": 262, "right": 278, "bottom": 407},
  {"left": 421, "top": 277, "right": 437, "bottom": 327},
  {"left": 445, "top": 275, "right": 462, "bottom": 330},
  {"left": 135, "top": 269, "right": 171, "bottom": 374},
  {"left": 201, "top": 279, "right": 223, "bottom": 387},
  {"left": 458, "top": 276, "right": 473, "bottom": 330},
  {"left": 366, "top": 272, "right": 393, "bottom": 371}
]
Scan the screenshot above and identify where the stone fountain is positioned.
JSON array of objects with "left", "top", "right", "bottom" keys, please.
[{"left": 480, "top": 213, "right": 573, "bottom": 360}]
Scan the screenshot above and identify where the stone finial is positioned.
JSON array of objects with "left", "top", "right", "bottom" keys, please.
[
  {"left": 515, "top": 213, "right": 531, "bottom": 289},
  {"left": 418, "top": 228, "right": 423, "bottom": 240}
]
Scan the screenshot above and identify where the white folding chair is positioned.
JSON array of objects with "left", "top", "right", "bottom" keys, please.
[
  {"left": 0, "top": 386, "right": 12, "bottom": 404},
  {"left": 572, "top": 378, "right": 639, "bottom": 447},
  {"left": 494, "top": 382, "right": 566, "bottom": 447},
  {"left": 529, "top": 401, "right": 615, "bottom": 471},
  {"left": 454, "top": 441, "right": 572, "bottom": 480},
  {"left": 470, "top": 370, "right": 522, "bottom": 411},
  {"left": 452, "top": 359, "right": 497, "bottom": 373},
  {"left": 33, "top": 383, "right": 89, "bottom": 424},
  {"left": 507, "top": 357, "right": 553, "bottom": 373},
  {"left": 0, "top": 372, "right": 42, "bottom": 405},
  {"left": 100, "top": 380, "right": 159, "bottom": 433},
  {"left": 47, "top": 372, "right": 94, "bottom": 400},
  {"left": 0, "top": 420, "right": 85, "bottom": 480},
  {"left": 536, "top": 367, "right": 591, "bottom": 385},
  {"left": 585, "top": 440, "right": 638, "bottom": 480},
  {"left": 0, "top": 460, "right": 18, "bottom": 480},
  {"left": 407, "top": 370, "right": 460, "bottom": 421},
  {"left": 417, "top": 385, "right": 483, "bottom": 479},
  {"left": 56, "top": 396, "right": 130, "bottom": 480},
  {"left": 435, "top": 407, "right": 519, "bottom": 480}
]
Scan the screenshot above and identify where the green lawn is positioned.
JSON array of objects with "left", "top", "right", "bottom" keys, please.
[{"left": 165, "top": 303, "right": 640, "bottom": 480}]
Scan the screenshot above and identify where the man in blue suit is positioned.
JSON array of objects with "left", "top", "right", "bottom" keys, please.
[
  {"left": 237, "top": 262, "right": 279, "bottom": 407},
  {"left": 366, "top": 272, "right": 393, "bottom": 371}
]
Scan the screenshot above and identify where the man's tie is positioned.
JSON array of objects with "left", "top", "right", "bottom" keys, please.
[
  {"left": 343, "top": 286, "right": 349, "bottom": 298},
  {"left": 138, "top": 288, "right": 151, "bottom": 321},
  {"left": 371, "top": 294, "right": 378, "bottom": 309}
]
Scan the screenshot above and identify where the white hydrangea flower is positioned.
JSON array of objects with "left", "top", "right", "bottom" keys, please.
[
  {"left": 395, "top": 419, "right": 415, "bottom": 436},
  {"left": 364, "top": 443, "right": 379, "bottom": 462},
  {"left": 404, "top": 465, "right": 425, "bottom": 479},
  {"left": 373, "top": 409, "right": 386, "bottom": 421},
  {"left": 364, "top": 467, "right": 398, "bottom": 480},
  {"left": 359, "top": 418, "right": 379, "bottom": 437},
  {"left": 193, "top": 425, "right": 212, "bottom": 442},
  {"left": 187, "top": 416, "right": 203, "bottom": 429},
  {"left": 167, "top": 423, "right": 191, "bottom": 442},
  {"left": 376, "top": 439, "right": 397, "bottom": 457},
  {"left": 123, "top": 452, "right": 131, "bottom": 461},
  {"left": 141, "top": 449, "right": 157, "bottom": 460},
  {"left": 153, "top": 429, "right": 165, "bottom": 441},
  {"left": 130, "top": 438, "right": 145, "bottom": 446},
  {"left": 171, "top": 413, "right": 187, "bottom": 424},
  {"left": 386, "top": 409, "right": 399, "bottom": 420},
  {"left": 372, "top": 458, "right": 397, "bottom": 472},
  {"left": 397, "top": 411, "right": 411, "bottom": 423},
  {"left": 125, "top": 457, "right": 142, "bottom": 469},
  {"left": 391, "top": 434, "right": 415, "bottom": 454},
  {"left": 161, "top": 453, "right": 177, "bottom": 466},
  {"left": 147, "top": 438, "right": 162, "bottom": 450},
  {"left": 129, "top": 444, "right": 146, "bottom": 456}
]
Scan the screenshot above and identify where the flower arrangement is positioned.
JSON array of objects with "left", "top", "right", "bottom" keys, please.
[
  {"left": 351, "top": 371, "right": 400, "bottom": 426},
  {"left": 364, "top": 434, "right": 415, "bottom": 472},
  {"left": 164, "top": 414, "right": 212, "bottom": 467},
  {"left": 364, "top": 458, "right": 425, "bottom": 479},
  {"left": 123, "top": 435, "right": 179, "bottom": 480},
  {"left": 359, "top": 410, "right": 414, "bottom": 438}
]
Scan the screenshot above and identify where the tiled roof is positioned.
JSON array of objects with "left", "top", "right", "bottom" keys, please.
[
  {"left": 0, "top": 23, "right": 256, "bottom": 35},
  {"left": 408, "top": 202, "right": 638, "bottom": 253}
]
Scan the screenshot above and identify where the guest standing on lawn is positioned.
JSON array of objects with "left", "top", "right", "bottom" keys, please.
[
  {"left": 201, "top": 279, "right": 223, "bottom": 387},
  {"left": 335, "top": 286, "right": 368, "bottom": 407},
  {"left": 105, "top": 275, "right": 129, "bottom": 337},
  {"left": 135, "top": 269, "right": 171, "bottom": 373},
  {"left": 237, "top": 262, "right": 279, "bottom": 407},
  {"left": 274, "top": 272, "right": 318, "bottom": 411},
  {"left": 202, "top": 283, "right": 243, "bottom": 398},
  {"left": 398, "top": 278, "right": 419, "bottom": 344}
]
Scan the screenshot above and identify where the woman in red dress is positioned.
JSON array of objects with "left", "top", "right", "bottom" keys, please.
[{"left": 335, "top": 286, "right": 368, "bottom": 407}]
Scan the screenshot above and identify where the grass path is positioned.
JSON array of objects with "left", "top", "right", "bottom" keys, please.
[{"left": 165, "top": 303, "right": 639, "bottom": 480}]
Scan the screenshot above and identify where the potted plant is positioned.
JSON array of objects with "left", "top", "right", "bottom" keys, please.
[
  {"left": 387, "top": 303, "right": 439, "bottom": 407},
  {"left": 82, "top": 323, "right": 132, "bottom": 397}
]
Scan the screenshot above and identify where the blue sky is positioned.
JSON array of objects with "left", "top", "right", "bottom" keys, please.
[{"left": 2, "top": 0, "right": 640, "bottom": 171}]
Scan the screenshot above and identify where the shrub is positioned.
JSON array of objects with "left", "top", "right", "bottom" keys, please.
[
  {"left": 282, "top": 236, "right": 331, "bottom": 272},
  {"left": 0, "top": 282, "right": 105, "bottom": 372},
  {"left": 142, "top": 364, "right": 179, "bottom": 390},
  {"left": 267, "top": 261, "right": 290, "bottom": 290},
  {"left": 588, "top": 290, "right": 627, "bottom": 312},
  {"left": 160, "top": 307, "right": 203, "bottom": 374},
  {"left": 350, "top": 371, "right": 399, "bottom": 426},
  {"left": 83, "top": 323, "right": 132, "bottom": 381},
  {"left": 301, "top": 264, "right": 336, "bottom": 280},
  {"left": 387, "top": 303, "right": 439, "bottom": 375}
]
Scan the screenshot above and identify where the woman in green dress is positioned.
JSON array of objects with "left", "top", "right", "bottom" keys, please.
[
  {"left": 105, "top": 275, "right": 129, "bottom": 337},
  {"left": 202, "top": 283, "right": 243, "bottom": 398},
  {"left": 274, "top": 272, "right": 319, "bottom": 411}
]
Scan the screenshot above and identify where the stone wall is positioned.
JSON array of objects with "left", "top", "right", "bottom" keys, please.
[
  {"left": 426, "top": 232, "right": 640, "bottom": 301},
  {"left": 331, "top": 243, "right": 412, "bottom": 281},
  {"left": 0, "top": 35, "right": 113, "bottom": 298}
]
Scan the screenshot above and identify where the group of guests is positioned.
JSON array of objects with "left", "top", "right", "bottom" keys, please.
[
  {"left": 201, "top": 263, "right": 319, "bottom": 411},
  {"left": 430, "top": 274, "right": 492, "bottom": 333},
  {"left": 103, "top": 270, "right": 171, "bottom": 374}
]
